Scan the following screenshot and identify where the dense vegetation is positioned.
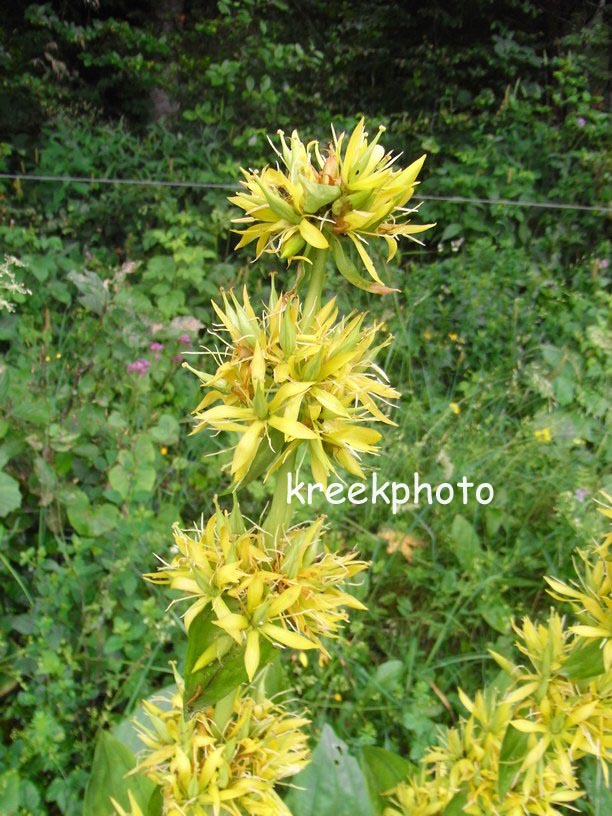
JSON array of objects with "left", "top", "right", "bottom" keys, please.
[{"left": 0, "top": 1, "right": 610, "bottom": 813}]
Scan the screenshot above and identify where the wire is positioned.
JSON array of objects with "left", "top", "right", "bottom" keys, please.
[
  {"left": 0, "top": 173, "right": 234, "bottom": 190},
  {"left": 0, "top": 172, "right": 610, "bottom": 213}
]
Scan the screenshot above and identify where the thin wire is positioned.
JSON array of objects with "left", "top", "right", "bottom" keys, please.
[
  {"left": 0, "top": 172, "right": 610, "bottom": 213},
  {"left": 0, "top": 173, "right": 235, "bottom": 190}
]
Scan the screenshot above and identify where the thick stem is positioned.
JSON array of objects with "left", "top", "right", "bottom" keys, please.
[
  {"left": 262, "top": 451, "right": 297, "bottom": 545},
  {"left": 301, "top": 247, "right": 329, "bottom": 330}
]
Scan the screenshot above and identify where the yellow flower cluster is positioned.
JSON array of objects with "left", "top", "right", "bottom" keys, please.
[
  {"left": 545, "top": 520, "right": 612, "bottom": 670},
  {"left": 229, "top": 119, "right": 434, "bottom": 292},
  {"left": 185, "top": 286, "right": 399, "bottom": 486},
  {"left": 146, "top": 506, "right": 367, "bottom": 681},
  {"left": 125, "top": 679, "right": 309, "bottom": 816},
  {"left": 385, "top": 529, "right": 612, "bottom": 815}
]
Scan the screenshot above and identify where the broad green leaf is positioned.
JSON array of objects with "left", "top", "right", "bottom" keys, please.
[
  {"left": 451, "top": 514, "right": 482, "bottom": 571},
  {"left": 286, "top": 725, "right": 376, "bottom": 816},
  {"left": 373, "top": 660, "right": 403, "bottom": 691},
  {"left": 150, "top": 414, "right": 180, "bottom": 445},
  {"left": 109, "top": 465, "right": 131, "bottom": 499},
  {"left": 83, "top": 732, "right": 161, "bottom": 816},
  {"left": 0, "top": 471, "right": 21, "bottom": 517},
  {"left": 498, "top": 724, "right": 530, "bottom": 799},
  {"left": 134, "top": 466, "right": 156, "bottom": 494},
  {"left": 11, "top": 399, "right": 50, "bottom": 426},
  {"left": 581, "top": 756, "right": 612, "bottom": 816},
  {"left": 479, "top": 599, "right": 512, "bottom": 634},
  {"left": 359, "top": 746, "right": 414, "bottom": 815},
  {"left": 65, "top": 491, "right": 120, "bottom": 537},
  {"left": 134, "top": 434, "right": 156, "bottom": 464},
  {"left": 440, "top": 223, "right": 463, "bottom": 241},
  {"left": 0, "top": 770, "right": 20, "bottom": 815},
  {"left": 183, "top": 609, "right": 276, "bottom": 713},
  {"left": 443, "top": 785, "right": 468, "bottom": 815},
  {"left": 562, "top": 638, "right": 605, "bottom": 681},
  {"left": 67, "top": 270, "right": 109, "bottom": 315}
]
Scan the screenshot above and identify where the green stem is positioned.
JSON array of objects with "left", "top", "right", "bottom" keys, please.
[
  {"left": 262, "top": 451, "right": 297, "bottom": 544},
  {"left": 301, "top": 247, "right": 329, "bottom": 329}
]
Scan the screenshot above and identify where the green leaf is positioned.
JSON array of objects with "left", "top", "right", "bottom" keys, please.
[
  {"left": 0, "top": 770, "right": 20, "bottom": 815},
  {"left": 286, "top": 725, "right": 376, "bottom": 816},
  {"left": 581, "top": 756, "right": 612, "bottom": 816},
  {"left": 65, "top": 491, "right": 120, "bottom": 537},
  {"left": 109, "top": 465, "right": 131, "bottom": 500},
  {"left": 359, "top": 746, "right": 414, "bottom": 815},
  {"left": 67, "top": 270, "right": 109, "bottom": 315},
  {"left": 451, "top": 514, "right": 482, "bottom": 571},
  {"left": 562, "top": 638, "right": 605, "bottom": 681},
  {"left": 498, "top": 724, "right": 530, "bottom": 799},
  {"left": 83, "top": 732, "right": 161, "bottom": 816},
  {"left": 183, "top": 608, "right": 276, "bottom": 713},
  {"left": 0, "top": 471, "right": 21, "bottom": 517},
  {"left": 441, "top": 223, "right": 463, "bottom": 241},
  {"left": 479, "top": 599, "right": 512, "bottom": 634},
  {"left": 150, "top": 414, "right": 180, "bottom": 445},
  {"left": 373, "top": 660, "right": 403, "bottom": 691},
  {"left": 134, "top": 434, "right": 156, "bottom": 464},
  {"left": 133, "top": 466, "right": 156, "bottom": 494},
  {"left": 443, "top": 785, "right": 469, "bottom": 815}
]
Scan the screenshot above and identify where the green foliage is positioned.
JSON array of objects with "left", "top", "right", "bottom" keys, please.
[
  {"left": 286, "top": 725, "right": 375, "bottom": 816},
  {"left": 83, "top": 733, "right": 161, "bottom": 816}
]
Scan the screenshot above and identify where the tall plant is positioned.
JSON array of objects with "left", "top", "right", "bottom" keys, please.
[{"left": 99, "top": 118, "right": 433, "bottom": 815}]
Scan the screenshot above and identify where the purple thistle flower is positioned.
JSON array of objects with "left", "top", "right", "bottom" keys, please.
[
  {"left": 172, "top": 353, "right": 183, "bottom": 364},
  {"left": 598, "top": 259, "right": 609, "bottom": 270},
  {"left": 149, "top": 341, "right": 164, "bottom": 360},
  {"left": 178, "top": 333, "right": 192, "bottom": 346},
  {"left": 576, "top": 116, "right": 586, "bottom": 128},
  {"left": 127, "top": 358, "right": 151, "bottom": 376}
]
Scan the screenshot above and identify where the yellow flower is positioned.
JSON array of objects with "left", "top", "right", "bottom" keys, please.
[
  {"left": 449, "top": 402, "right": 460, "bottom": 415},
  {"left": 132, "top": 680, "right": 309, "bottom": 816},
  {"left": 146, "top": 507, "right": 367, "bottom": 681},
  {"left": 185, "top": 287, "right": 399, "bottom": 487},
  {"left": 229, "top": 118, "right": 435, "bottom": 293},
  {"left": 534, "top": 427, "right": 552, "bottom": 443},
  {"left": 545, "top": 535, "right": 612, "bottom": 670},
  {"left": 160, "top": 446, "right": 168, "bottom": 456}
]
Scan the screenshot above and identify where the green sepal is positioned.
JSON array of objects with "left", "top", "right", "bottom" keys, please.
[
  {"left": 224, "top": 427, "right": 284, "bottom": 493},
  {"left": 256, "top": 180, "right": 301, "bottom": 224},
  {"left": 331, "top": 237, "right": 397, "bottom": 295},
  {"left": 300, "top": 176, "right": 342, "bottom": 214}
]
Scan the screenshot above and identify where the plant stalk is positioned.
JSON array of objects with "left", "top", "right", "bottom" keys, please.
[
  {"left": 301, "top": 247, "right": 329, "bottom": 330},
  {"left": 262, "top": 451, "right": 297, "bottom": 545}
]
